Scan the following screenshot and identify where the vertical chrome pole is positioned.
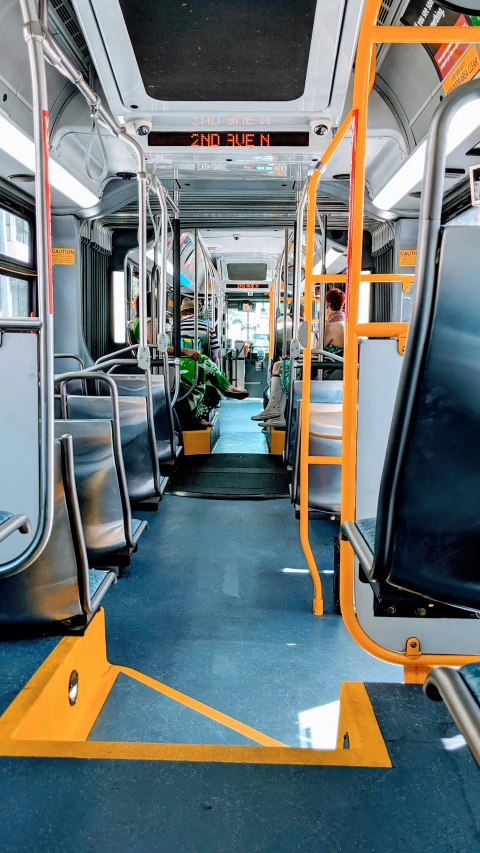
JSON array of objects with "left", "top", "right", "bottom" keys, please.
[
  {"left": 318, "top": 214, "right": 327, "bottom": 360},
  {"left": 136, "top": 163, "right": 149, "bottom": 367},
  {"left": 15, "top": 0, "right": 54, "bottom": 562},
  {"left": 194, "top": 228, "right": 199, "bottom": 384},
  {"left": 282, "top": 228, "right": 289, "bottom": 359}
]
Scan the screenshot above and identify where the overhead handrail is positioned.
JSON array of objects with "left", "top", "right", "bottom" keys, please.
[
  {"left": 0, "top": 514, "right": 31, "bottom": 545},
  {"left": 38, "top": 14, "right": 150, "bottom": 369}
]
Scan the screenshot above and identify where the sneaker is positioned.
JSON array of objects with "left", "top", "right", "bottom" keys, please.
[
  {"left": 251, "top": 408, "right": 281, "bottom": 421},
  {"left": 257, "top": 416, "right": 286, "bottom": 428}
]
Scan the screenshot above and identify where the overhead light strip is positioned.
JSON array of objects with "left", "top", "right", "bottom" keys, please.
[
  {"left": 0, "top": 113, "right": 98, "bottom": 209},
  {"left": 373, "top": 100, "right": 480, "bottom": 211}
]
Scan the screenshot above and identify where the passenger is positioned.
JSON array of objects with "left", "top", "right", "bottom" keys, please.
[
  {"left": 251, "top": 305, "right": 305, "bottom": 428},
  {"left": 323, "top": 287, "right": 345, "bottom": 379},
  {"left": 251, "top": 289, "right": 345, "bottom": 426},
  {"left": 130, "top": 296, "right": 248, "bottom": 429}
]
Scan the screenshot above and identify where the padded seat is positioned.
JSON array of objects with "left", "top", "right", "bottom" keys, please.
[
  {"left": 292, "top": 401, "right": 342, "bottom": 514},
  {"left": 0, "top": 437, "right": 116, "bottom": 626},
  {"left": 287, "top": 379, "right": 343, "bottom": 466},
  {"left": 460, "top": 663, "right": 480, "bottom": 704},
  {"left": 356, "top": 518, "right": 376, "bottom": 553}
]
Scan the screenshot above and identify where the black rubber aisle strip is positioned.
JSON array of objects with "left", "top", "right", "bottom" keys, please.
[{"left": 167, "top": 453, "right": 290, "bottom": 499}]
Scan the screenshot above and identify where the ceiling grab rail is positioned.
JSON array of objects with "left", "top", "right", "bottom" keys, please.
[
  {"left": 0, "top": 0, "right": 55, "bottom": 578},
  {"left": 38, "top": 16, "right": 150, "bottom": 372}
]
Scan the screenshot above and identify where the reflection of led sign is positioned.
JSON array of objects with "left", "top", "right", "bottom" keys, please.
[{"left": 148, "top": 131, "right": 309, "bottom": 147}]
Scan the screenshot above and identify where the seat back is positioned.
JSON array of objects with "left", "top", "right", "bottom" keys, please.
[
  {"left": 107, "top": 374, "right": 176, "bottom": 463},
  {"left": 0, "top": 331, "right": 39, "bottom": 564},
  {"left": 292, "top": 401, "right": 342, "bottom": 512},
  {"left": 54, "top": 420, "right": 126, "bottom": 558},
  {"left": 0, "top": 439, "right": 84, "bottom": 624},
  {"left": 287, "top": 379, "right": 343, "bottom": 466},
  {"left": 374, "top": 226, "right": 480, "bottom": 609},
  {"left": 66, "top": 395, "right": 157, "bottom": 503}
]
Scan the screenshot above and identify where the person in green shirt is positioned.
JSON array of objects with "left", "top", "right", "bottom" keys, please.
[{"left": 131, "top": 297, "right": 248, "bottom": 428}]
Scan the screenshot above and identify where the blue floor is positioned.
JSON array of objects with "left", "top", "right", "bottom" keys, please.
[
  {"left": 96, "top": 496, "right": 401, "bottom": 747},
  {"left": 214, "top": 399, "right": 267, "bottom": 453}
]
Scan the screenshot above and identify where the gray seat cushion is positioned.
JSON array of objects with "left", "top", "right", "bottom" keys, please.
[
  {"left": 356, "top": 517, "right": 376, "bottom": 553},
  {"left": 460, "top": 662, "right": 480, "bottom": 705}
]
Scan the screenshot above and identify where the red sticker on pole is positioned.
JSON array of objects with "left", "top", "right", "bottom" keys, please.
[
  {"left": 345, "top": 108, "right": 358, "bottom": 322},
  {"left": 42, "top": 110, "right": 54, "bottom": 314}
]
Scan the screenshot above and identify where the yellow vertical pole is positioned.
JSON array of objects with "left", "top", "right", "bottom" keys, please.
[
  {"left": 300, "top": 169, "right": 324, "bottom": 615},
  {"left": 339, "top": 0, "right": 384, "bottom": 615}
]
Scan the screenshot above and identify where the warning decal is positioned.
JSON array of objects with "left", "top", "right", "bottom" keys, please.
[
  {"left": 52, "top": 247, "right": 75, "bottom": 265},
  {"left": 399, "top": 249, "right": 417, "bottom": 267}
]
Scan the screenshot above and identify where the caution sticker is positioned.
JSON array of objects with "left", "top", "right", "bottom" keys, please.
[
  {"left": 399, "top": 249, "right": 417, "bottom": 267},
  {"left": 443, "top": 45, "right": 480, "bottom": 95},
  {"left": 52, "top": 247, "right": 75, "bottom": 265}
]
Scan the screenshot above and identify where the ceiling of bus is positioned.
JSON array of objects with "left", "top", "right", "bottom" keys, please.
[{"left": 118, "top": 0, "right": 317, "bottom": 102}]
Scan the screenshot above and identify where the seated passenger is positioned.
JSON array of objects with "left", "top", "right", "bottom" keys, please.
[
  {"left": 323, "top": 287, "right": 345, "bottom": 379},
  {"left": 131, "top": 297, "right": 248, "bottom": 429},
  {"left": 172, "top": 298, "right": 249, "bottom": 429},
  {"left": 251, "top": 288, "right": 345, "bottom": 426}
]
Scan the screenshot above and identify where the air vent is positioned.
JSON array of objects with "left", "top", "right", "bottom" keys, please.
[
  {"left": 377, "top": 0, "right": 395, "bottom": 25},
  {"left": 49, "top": 0, "right": 90, "bottom": 73},
  {"left": 445, "top": 168, "right": 466, "bottom": 179}
]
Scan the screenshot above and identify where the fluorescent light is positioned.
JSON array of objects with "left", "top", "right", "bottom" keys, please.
[
  {"left": 373, "top": 143, "right": 426, "bottom": 210},
  {"left": 0, "top": 113, "right": 98, "bottom": 208},
  {"left": 112, "top": 271, "right": 126, "bottom": 343},
  {"left": 373, "top": 99, "right": 480, "bottom": 210},
  {"left": 313, "top": 247, "right": 343, "bottom": 274}
]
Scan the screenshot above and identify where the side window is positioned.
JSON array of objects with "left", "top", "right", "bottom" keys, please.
[{"left": 0, "top": 205, "right": 34, "bottom": 318}]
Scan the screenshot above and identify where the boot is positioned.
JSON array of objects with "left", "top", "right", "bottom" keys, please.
[{"left": 251, "top": 376, "right": 284, "bottom": 421}]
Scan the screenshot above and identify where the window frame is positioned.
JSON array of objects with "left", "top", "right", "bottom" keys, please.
[{"left": 0, "top": 195, "right": 36, "bottom": 317}]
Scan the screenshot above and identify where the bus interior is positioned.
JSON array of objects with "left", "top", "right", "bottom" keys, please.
[{"left": 1, "top": 0, "right": 480, "bottom": 850}]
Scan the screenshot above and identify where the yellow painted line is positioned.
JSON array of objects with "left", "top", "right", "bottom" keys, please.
[
  {"left": 0, "top": 739, "right": 390, "bottom": 766},
  {"left": 118, "top": 666, "right": 287, "bottom": 748}
]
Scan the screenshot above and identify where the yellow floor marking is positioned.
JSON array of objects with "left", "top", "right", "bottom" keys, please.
[
  {"left": 0, "top": 611, "right": 116, "bottom": 742},
  {"left": 0, "top": 609, "right": 391, "bottom": 767},
  {"left": 0, "top": 738, "right": 390, "bottom": 766},
  {"left": 118, "top": 665, "right": 287, "bottom": 748}
]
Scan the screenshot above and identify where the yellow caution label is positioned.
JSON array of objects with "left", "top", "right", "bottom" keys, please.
[
  {"left": 443, "top": 45, "right": 480, "bottom": 95},
  {"left": 52, "top": 247, "right": 75, "bottom": 265},
  {"left": 399, "top": 249, "right": 417, "bottom": 267}
]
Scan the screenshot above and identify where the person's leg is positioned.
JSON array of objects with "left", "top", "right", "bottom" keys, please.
[
  {"left": 251, "top": 360, "right": 286, "bottom": 424},
  {"left": 198, "top": 354, "right": 249, "bottom": 399}
]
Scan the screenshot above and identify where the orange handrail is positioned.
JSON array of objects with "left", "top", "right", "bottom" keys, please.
[
  {"left": 300, "top": 111, "right": 353, "bottom": 615},
  {"left": 300, "top": 0, "right": 480, "bottom": 675}
]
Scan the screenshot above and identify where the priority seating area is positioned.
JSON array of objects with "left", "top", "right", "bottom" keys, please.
[{"left": 0, "top": 346, "right": 183, "bottom": 631}]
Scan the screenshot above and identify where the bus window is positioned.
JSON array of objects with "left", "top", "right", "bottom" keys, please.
[
  {"left": 0, "top": 207, "right": 31, "bottom": 264},
  {"left": 0, "top": 274, "right": 30, "bottom": 318}
]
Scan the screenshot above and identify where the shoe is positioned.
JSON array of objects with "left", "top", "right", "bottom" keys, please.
[
  {"left": 257, "top": 416, "right": 286, "bottom": 428},
  {"left": 224, "top": 388, "right": 249, "bottom": 399},
  {"left": 251, "top": 409, "right": 281, "bottom": 421}
]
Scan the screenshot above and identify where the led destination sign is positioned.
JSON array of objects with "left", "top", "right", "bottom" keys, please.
[{"left": 148, "top": 131, "right": 310, "bottom": 148}]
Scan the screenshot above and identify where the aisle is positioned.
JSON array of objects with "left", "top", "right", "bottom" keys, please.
[
  {"left": 213, "top": 398, "right": 267, "bottom": 453},
  {"left": 99, "top": 497, "right": 401, "bottom": 747}
]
